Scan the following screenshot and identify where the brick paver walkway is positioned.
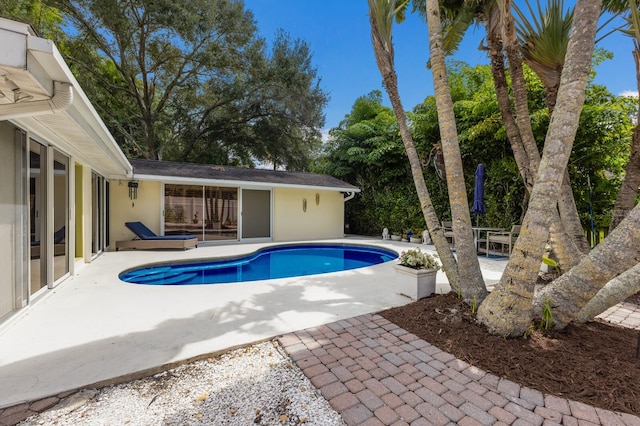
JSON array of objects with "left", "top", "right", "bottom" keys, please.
[
  {"left": 3, "top": 306, "right": 639, "bottom": 425},
  {"left": 279, "top": 313, "right": 640, "bottom": 426}
]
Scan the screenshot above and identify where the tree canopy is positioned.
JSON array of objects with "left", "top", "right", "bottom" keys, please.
[
  {"left": 3, "top": 0, "right": 328, "bottom": 170},
  {"left": 317, "top": 62, "right": 633, "bottom": 241}
]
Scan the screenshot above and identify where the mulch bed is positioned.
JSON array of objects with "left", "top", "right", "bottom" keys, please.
[{"left": 379, "top": 292, "right": 640, "bottom": 416}]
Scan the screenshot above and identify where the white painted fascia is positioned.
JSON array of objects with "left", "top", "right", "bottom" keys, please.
[
  {"left": 0, "top": 17, "right": 133, "bottom": 178},
  {"left": 132, "top": 173, "right": 361, "bottom": 193}
]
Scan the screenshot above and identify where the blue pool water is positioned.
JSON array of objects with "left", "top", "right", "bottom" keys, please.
[{"left": 119, "top": 244, "right": 397, "bottom": 285}]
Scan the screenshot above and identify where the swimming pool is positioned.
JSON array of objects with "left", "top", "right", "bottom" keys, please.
[{"left": 119, "top": 243, "right": 398, "bottom": 285}]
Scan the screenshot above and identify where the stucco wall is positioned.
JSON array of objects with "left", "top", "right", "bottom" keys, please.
[
  {"left": 110, "top": 180, "right": 161, "bottom": 248},
  {"left": 0, "top": 122, "right": 17, "bottom": 320},
  {"left": 273, "top": 188, "right": 344, "bottom": 241}
]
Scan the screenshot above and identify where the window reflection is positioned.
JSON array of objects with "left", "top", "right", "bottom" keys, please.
[{"left": 164, "top": 184, "right": 237, "bottom": 241}]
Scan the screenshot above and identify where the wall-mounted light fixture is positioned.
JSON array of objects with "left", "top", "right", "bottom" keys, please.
[
  {"left": 315, "top": 193, "right": 320, "bottom": 206},
  {"left": 128, "top": 181, "right": 139, "bottom": 200},
  {"left": 302, "top": 198, "right": 307, "bottom": 212}
]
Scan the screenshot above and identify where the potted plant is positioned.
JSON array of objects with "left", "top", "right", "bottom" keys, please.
[
  {"left": 390, "top": 230, "right": 402, "bottom": 241},
  {"left": 393, "top": 247, "right": 441, "bottom": 300}
]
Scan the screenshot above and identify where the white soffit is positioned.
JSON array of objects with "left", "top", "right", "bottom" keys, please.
[{"left": 0, "top": 18, "right": 132, "bottom": 178}]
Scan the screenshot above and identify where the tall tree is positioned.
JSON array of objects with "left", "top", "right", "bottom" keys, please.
[
  {"left": 477, "top": 0, "right": 603, "bottom": 337},
  {"left": 513, "top": 0, "right": 591, "bottom": 255},
  {"left": 45, "top": 0, "right": 327, "bottom": 169},
  {"left": 367, "top": 0, "right": 462, "bottom": 294},
  {"left": 424, "top": 0, "right": 487, "bottom": 301}
]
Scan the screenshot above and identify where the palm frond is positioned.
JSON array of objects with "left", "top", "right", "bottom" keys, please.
[{"left": 513, "top": 0, "right": 573, "bottom": 70}]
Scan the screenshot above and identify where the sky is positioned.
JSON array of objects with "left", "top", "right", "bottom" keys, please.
[{"left": 243, "top": 0, "right": 637, "bottom": 135}]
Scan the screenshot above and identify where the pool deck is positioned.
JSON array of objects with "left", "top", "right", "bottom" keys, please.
[{"left": 0, "top": 238, "right": 511, "bottom": 411}]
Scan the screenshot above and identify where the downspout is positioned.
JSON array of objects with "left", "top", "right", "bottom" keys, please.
[
  {"left": 343, "top": 191, "right": 356, "bottom": 202},
  {"left": 0, "top": 81, "right": 73, "bottom": 120}
]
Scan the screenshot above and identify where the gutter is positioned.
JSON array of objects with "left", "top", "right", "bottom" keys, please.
[
  {"left": 343, "top": 191, "right": 356, "bottom": 202},
  {"left": 0, "top": 81, "right": 72, "bottom": 120}
]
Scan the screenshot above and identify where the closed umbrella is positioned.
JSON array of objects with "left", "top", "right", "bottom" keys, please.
[{"left": 472, "top": 163, "right": 486, "bottom": 222}]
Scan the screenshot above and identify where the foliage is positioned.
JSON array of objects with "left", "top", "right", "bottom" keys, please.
[
  {"left": 0, "top": 0, "right": 66, "bottom": 42},
  {"left": 318, "top": 62, "right": 632, "bottom": 236},
  {"left": 398, "top": 247, "right": 441, "bottom": 270}
]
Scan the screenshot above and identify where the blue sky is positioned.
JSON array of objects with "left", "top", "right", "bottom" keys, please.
[{"left": 243, "top": 0, "right": 636, "bottom": 134}]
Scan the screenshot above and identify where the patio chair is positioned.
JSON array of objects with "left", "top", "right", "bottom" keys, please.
[
  {"left": 30, "top": 226, "right": 66, "bottom": 258},
  {"left": 442, "top": 221, "right": 455, "bottom": 247},
  {"left": 116, "top": 221, "right": 198, "bottom": 251},
  {"left": 486, "top": 225, "right": 521, "bottom": 257}
]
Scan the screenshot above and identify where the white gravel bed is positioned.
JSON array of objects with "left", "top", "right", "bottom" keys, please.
[{"left": 20, "top": 341, "right": 345, "bottom": 426}]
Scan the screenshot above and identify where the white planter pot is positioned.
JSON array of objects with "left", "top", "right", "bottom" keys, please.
[
  {"left": 410, "top": 237, "right": 422, "bottom": 244},
  {"left": 390, "top": 235, "right": 402, "bottom": 241},
  {"left": 393, "top": 264, "right": 437, "bottom": 300}
]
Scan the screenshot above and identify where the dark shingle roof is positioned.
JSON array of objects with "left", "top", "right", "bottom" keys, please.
[{"left": 130, "top": 159, "right": 359, "bottom": 191}]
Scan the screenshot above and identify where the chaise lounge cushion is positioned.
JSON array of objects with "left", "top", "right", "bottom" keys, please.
[
  {"left": 125, "top": 221, "right": 196, "bottom": 241},
  {"left": 116, "top": 222, "right": 198, "bottom": 251}
]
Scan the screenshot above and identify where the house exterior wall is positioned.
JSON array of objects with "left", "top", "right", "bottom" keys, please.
[
  {"left": 273, "top": 188, "right": 344, "bottom": 241},
  {"left": 0, "top": 122, "right": 19, "bottom": 321},
  {"left": 110, "top": 180, "right": 162, "bottom": 246}
]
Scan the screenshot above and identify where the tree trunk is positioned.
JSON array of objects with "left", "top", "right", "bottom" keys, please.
[
  {"left": 533, "top": 202, "right": 640, "bottom": 327},
  {"left": 485, "top": 4, "right": 533, "bottom": 192},
  {"left": 501, "top": 0, "right": 540, "bottom": 174},
  {"left": 610, "top": 125, "right": 640, "bottom": 231},
  {"left": 558, "top": 171, "right": 591, "bottom": 254},
  {"left": 499, "top": 0, "right": 583, "bottom": 270},
  {"left": 574, "top": 263, "right": 640, "bottom": 323},
  {"left": 518, "top": 14, "right": 590, "bottom": 256},
  {"left": 367, "top": 6, "right": 460, "bottom": 291},
  {"left": 425, "top": 0, "right": 487, "bottom": 302},
  {"left": 477, "top": 0, "right": 602, "bottom": 337}
]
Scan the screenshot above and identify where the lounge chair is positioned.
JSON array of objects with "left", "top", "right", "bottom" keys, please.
[
  {"left": 116, "top": 221, "right": 198, "bottom": 251},
  {"left": 30, "top": 226, "right": 66, "bottom": 258},
  {"left": 486, "top": 225, "right": 521, "bottom": 257},
  {"left": 442, "top": 221, "right": 455, "bottom": 247}
]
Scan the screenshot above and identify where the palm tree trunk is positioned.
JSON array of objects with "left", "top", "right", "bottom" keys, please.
[
  {"left": 558, "top": 171, "right": 591, "bottom": 254},
  {"left": 534, "top": 201, "right": 640, "bottom": 327},
  {"left": 574, "top": 262, "right": 640, "bottom": 323},
  {"left": 477, "top": 0, "right": 602, "bottom": 337},
  {"left": 485, "top": 4, "right": 533, "bottom": 192},
  {"left": 425, "top": 0, "right": 487, "bottom": 302},
  {"left": 501, "top": 0, "right": 584, "bottom": 268},
  {"left": 367, "top": 3, "right": 460, "bottom": 291}
]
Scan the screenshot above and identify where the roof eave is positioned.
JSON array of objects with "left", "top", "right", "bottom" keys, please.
[
  {"left": 0, "top": 18, "right": 133, "bottom": 178},
  {"left": 131, "top": 173, "right": 361, "bottom": 193}
]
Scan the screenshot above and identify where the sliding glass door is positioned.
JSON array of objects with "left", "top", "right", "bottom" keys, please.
[
  {"left": 29, "top": 141, "right": 45, "bottom": 295},
  {"left": 29, "top": 143, "right": 69, "bottom": 293},
  {"left": 52, "top": 149, "right": 69, "bottom": 282},
  {"left": 164, "top": 184, "right": 238, "bottom": 241},
  {"left": 203, "top": 186, "right": 238, "bottom": 241}
]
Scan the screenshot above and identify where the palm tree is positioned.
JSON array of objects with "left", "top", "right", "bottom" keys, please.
[
  {"left": 428, "top": 0, "right": 583, "bottom": 269},
  {"left": 512, "top": 0, "right": 591, "bottom": 255},
  {"left": 423, "top": 0, "right": 487, "bottom": 301},
  {"left": 532, "top": 0, "right": 640, "bottom": 325},
  {"left": 367, "top": 0, "right": 463, "bottom": 294},
  {"left": 498, "top": 15, "right": 584, "bottom": 267},
  {"left": 477, "top": 0, "right": 603, "bottom": 337}
]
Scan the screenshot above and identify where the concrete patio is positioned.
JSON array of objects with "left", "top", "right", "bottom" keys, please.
[{"left": 0, "top": 238, "right": 508, "bottom": 410}]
